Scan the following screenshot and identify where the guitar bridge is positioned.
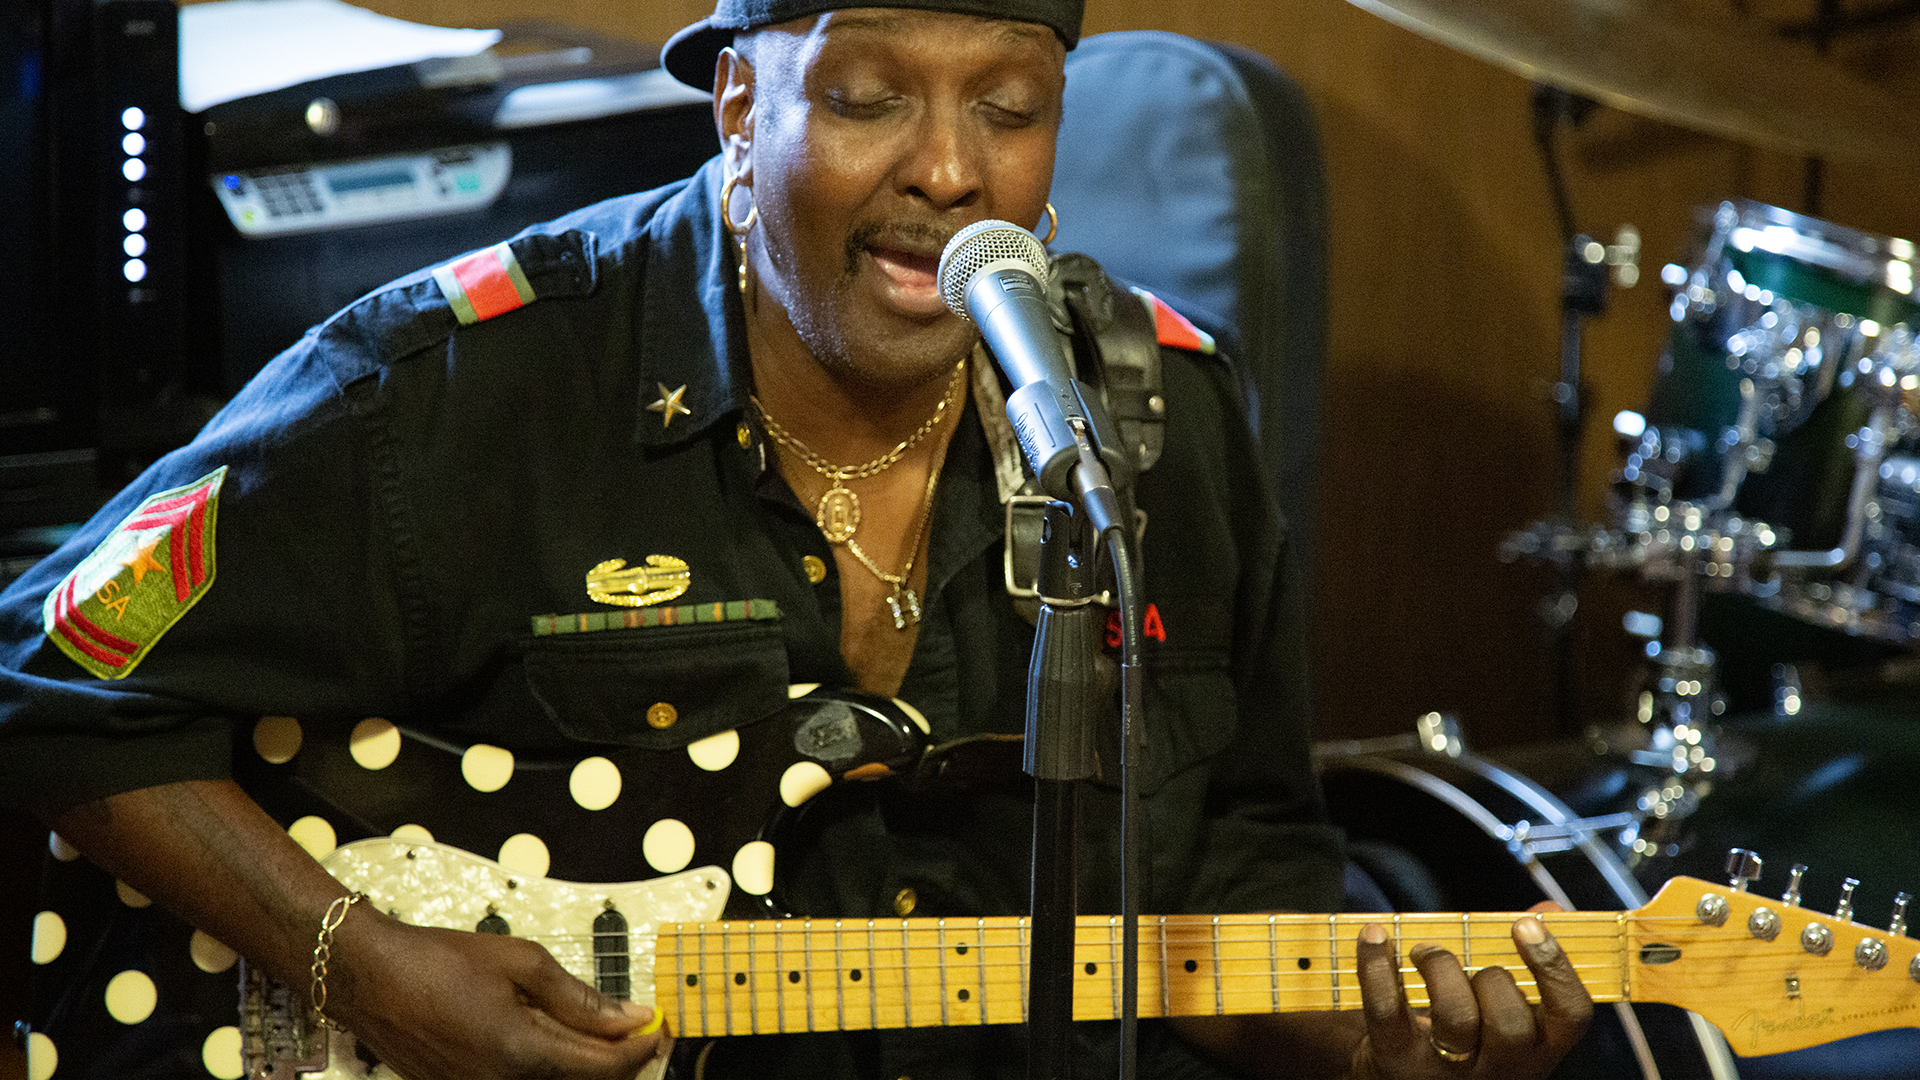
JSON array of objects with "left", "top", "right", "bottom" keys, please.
[{"left": 240, "top": 959, "right": 329, "bottom": 1079}]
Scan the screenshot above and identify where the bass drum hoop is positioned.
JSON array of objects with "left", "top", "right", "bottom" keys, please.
[{"left": 1317, "top": 747, "right": 1740, "bottom": 1080}]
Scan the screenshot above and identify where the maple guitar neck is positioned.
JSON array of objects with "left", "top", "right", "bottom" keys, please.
[
  {"left": 269, "top": 839, "right": 1920, "bottom": 1080},
  {"left": 652, "top": 911, "right": 1627, "bottom": 1036},
  {"left": 655, "top": 878, "right": 1920, "bottom": 1059}
]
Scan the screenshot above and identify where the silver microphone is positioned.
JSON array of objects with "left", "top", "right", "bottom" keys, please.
[{"left": 938, "top": 220, "right": 1126, "bottom": 511}]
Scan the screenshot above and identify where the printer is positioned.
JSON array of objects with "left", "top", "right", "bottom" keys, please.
[{"left": 187, "top": 8, "right": 719, "bottom": 394}]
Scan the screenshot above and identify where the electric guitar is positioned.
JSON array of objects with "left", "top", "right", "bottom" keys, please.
[{"left": 242, "top": 836, "right": 1920, "bottom": 1079}]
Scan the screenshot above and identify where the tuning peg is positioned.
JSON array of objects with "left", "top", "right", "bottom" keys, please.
[
  {"left": 1838, "top": 878, "right": 1860, "bottom": 923},
  {"left": 1726, "top": 848, "right": 1763, "bottom": 893},
  {"left": 1784, "top": 864, "right": 1807, "bottom": 907},
  {"left": 1893, "top": 893, "right": 1911, "bottom": 938}
]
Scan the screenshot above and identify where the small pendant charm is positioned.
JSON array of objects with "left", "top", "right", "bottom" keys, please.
[
  {"left": 885, "top": 586, "right": 922, "bottom": 631},
  {"left": 816, "top": 483, "right": 860, "bottom": 544}
]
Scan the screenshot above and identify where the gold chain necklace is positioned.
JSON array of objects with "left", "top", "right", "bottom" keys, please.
[
  {"left": 750, "top": 359, "right": 965, "bottom": 544},
  {"left": 847, "top": 451, "right": 944, "bottom": 630}
]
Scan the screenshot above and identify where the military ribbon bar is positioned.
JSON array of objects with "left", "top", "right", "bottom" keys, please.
[
  {"left": 434, "top": 241, "right": 536, "bottom": 326},
  {"left": 531, "top": 599, "right": 781, "bottom": 636}
]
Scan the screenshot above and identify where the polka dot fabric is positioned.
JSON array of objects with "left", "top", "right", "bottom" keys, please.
[{"left": 24, "top": 691, "right": 929, "bottom": 1077}]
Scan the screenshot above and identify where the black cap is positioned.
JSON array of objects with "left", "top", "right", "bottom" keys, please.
[{"left": 661, "top": 0, "right": 1085, "bottom": 89}]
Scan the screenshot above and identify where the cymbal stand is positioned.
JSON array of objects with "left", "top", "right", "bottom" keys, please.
[{"left": 1531, "top": 86, "right": 1617, "bottom": 732}]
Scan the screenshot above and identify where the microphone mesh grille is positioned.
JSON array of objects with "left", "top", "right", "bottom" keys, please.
[{"left": 937, "top": 220, "right": 1050, "bottom": 321}]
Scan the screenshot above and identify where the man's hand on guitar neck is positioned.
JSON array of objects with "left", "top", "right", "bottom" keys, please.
[
  {"left": 46, "top": 779, "right": 668, "bottom": 1080},
  {"left": 1347, "top": 906, "right": 1593, "bottom": 1080},
  {"left": 1168, "top": 904, "right": 1592, "bottom": 1080},
  {"left": 325, "top": 907, "right": 670, "bottom": 1080}
]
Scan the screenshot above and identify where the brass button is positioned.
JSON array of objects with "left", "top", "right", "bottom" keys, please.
[
  {"left": 802, "top": 555, "right": 828, "bottom": 584},
  {"left": 892, "top": 887, "right": 917, "bottom": 916},
  {"left": 736, "top": 420, "right": 753, "bottom": 449},
  {"left": 646, "top": 702, "right": 678, "bottom": 729}
]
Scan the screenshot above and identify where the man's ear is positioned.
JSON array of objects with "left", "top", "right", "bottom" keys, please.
[{"left": 715, "top": 46, "right": 754, "bottom": 181}]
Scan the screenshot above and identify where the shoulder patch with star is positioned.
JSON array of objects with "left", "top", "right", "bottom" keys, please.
[{"left": 43, "top": 467, "right": 226, "bottom": 679}]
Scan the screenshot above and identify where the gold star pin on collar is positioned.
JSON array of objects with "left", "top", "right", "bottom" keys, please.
[{"left": 647, "top": 383, "right": 692, "bottom": 429}]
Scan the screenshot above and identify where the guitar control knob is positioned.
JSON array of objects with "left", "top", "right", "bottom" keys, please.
[
  {"left": 1784, "top": 864, "right": 1808, "bottom": 907},
  {"left": 1856, "top": 938, "right": 1890, "bottom": 971},
  {"left": 1726, "top": 848, "right": 1763, "bottom": 893},
  {"left": 1893, "top": 893, "right": 1911, "bottom": 938},
  {"left": 1837, "top": 878, "right": 1860, "bottom": 923},
  {"left": 1802, "top": 923, "right": 1834, "bottom": 956}
]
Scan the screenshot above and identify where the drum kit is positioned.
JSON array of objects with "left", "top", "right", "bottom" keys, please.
[{"left": 1329, "top": 1, "right": 1920, "bottom": 1077}]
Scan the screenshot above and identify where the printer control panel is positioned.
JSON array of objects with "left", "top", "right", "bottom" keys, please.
[{"left": 212, "top": 143, "right": 511, "bottom": 237}]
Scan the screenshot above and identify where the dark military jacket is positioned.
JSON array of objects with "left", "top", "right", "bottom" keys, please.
[{"left": 0, "top": 157, "right": 1342, "bottom": 1079}]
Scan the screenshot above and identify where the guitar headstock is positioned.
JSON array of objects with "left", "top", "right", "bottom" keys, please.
[{"left": 1633, "top": 850, "right": 1920, "bottom": 1056}]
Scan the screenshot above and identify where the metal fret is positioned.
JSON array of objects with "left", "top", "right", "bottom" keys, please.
[
  {"left": 1327, "top": 915, "right": 1339, "bottom": 1009},
  {"left": 901, "top": 920, "right": 914, "bottom": 1029},
  {"left": 1267, "top": 915, "right": 1281, "bottom": 1012},
  {"left": 721, "top": 922, "right": 733, "bottom": 1036},
  {"left": 938, "top": 919, "right": 950, "bottom": 1027},
  {"left": 834, "top": 920, "right": 846, "bottom": 1032},
  {"left": 674, "top": 927, "right": 687, "bottom": 1039},
  {"left": 867, "top": 920, "right": 880, "bottom": 1032},
  {"left": 1210, "top": 915, "right": 1224, "bottom": 1015},
  {"left": 1109, "top": 916, "right": 1121, "bottom": 1020},
  {"left": 1461, "top": 913, "right": 1472, "bottom": 971},
  {"left": 1617, "top": 911, "right": 1630, "bottom": 1001},
  {"left": 976, "top": 920, "right": 989, "bottom": 1023},
  {"left": 804, "top": 917, "right": 816, "bottom": 1033},
  {"left": 1158, "top": 916, "right": 1170, "bottom": 1019},
  {"left": 774, "top": 920, "right": 785, "bottom": 1032},
  {"left": 746, "top": 922, "right": 758, "bottom": 1034}
]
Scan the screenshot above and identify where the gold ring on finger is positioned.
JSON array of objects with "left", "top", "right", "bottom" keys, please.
[{"left": 1429, "top": 1036, "right": 1474, "bottom": 1064}]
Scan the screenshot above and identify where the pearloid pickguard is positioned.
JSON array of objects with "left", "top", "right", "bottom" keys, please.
[{"left": 247, "top": 837, "right": 731, "bottom": 1080}]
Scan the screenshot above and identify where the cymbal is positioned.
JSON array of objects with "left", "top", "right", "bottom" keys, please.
[{"left": 1345, "top": 0, "right": 1920, "bottom": 167}]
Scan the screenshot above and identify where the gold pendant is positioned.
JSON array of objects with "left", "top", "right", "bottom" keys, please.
[
  {"left": 816, "top": 483, "right": 860, "bottom": 544},
  {"left": 885, "top": 587, "right": 922, "bottom": 631}
]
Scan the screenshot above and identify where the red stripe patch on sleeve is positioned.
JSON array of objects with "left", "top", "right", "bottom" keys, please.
[
  {"left": 433, "top": 242, "right": 538, "bottom": 326},
  {"left": 1134, "top": 288, "right": 1217, "bottom": 355}
]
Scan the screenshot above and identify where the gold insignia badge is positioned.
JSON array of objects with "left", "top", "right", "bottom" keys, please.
[
  {"left": 646, "top": 383, "right": 692, "bottom": 429},
  {"left": 586, "top": 555, "right": 691, "bottom": 608}
]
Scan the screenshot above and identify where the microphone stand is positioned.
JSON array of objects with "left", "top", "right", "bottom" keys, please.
[
  {"left": 1024, "top": 425, "right": 1142, "bottom": 1080},
  {"left": 1025, "top": 497, "right": 1101, "bottom": 1080}
]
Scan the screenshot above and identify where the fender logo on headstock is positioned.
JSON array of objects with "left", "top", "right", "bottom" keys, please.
[{"left": 1731, "top": 1005, "right": 1839, "bottom": 1046}]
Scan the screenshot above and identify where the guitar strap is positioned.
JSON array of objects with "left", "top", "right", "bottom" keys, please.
[{"left": 985, "top": 252, "right": 1165, "bottom": 623}]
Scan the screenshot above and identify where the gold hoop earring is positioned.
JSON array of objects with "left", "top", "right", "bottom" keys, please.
[
  {"left": 1036, "top": 202, "right": 1057, "bottom": 245},
  {"left": 721, "top": 173, "right": 758, "bottom": 298},
  {"left": 720, "top": 173, "right": 758, "bottom": 237}
]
